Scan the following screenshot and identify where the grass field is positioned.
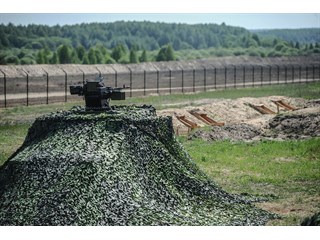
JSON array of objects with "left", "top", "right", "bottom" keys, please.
[
  {"left": 0, "top": 82, "right": 319, "bottom": 225},
  {"left": 179, "top": 138, "right": 320, "bottom": 225}
]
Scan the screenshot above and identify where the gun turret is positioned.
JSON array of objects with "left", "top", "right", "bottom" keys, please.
[{"left": 70, "top": 76, "right": 128, "bottom": 111}]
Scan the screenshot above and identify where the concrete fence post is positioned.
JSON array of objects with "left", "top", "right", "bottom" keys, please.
[
  {"left": 0, "top": 70, "right": 7, "bottom": 108},
  {"left": 252, "top": 65, "right": 255, "bottom": 87},
  {"left": 144, "top": 70, "right": 147, "bottom": 96},
  {"left": 224, "top": 67, "right": 227, "bottom": 89},
  {"left": 193, "top": 69, "right": 195, "bottom": 92},
  {"left": 22, "top": 69, "right": 29, "bottom": 106},
  {"left": 243, "top": 66, "right": 245, "bottom": 88},
  {"left": 204, "top": 67, "right": 207, "bottom": 92},
  {"left": 42, "top": 68, "right": 49, "bottom": 104}
]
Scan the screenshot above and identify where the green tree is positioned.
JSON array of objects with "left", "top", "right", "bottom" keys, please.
[
  {"left": 36, "top": 51, "right": 45, "bottom": 64},
  {"left": 88, "top": 48, "right": 97, "bottom": 64},
  {"left": 94, "top": 49, "right": 104, "bottom": 64},
  {"left": 0, "top": 29, "right": 10, "bottom": 47},
  {"left": 82, "top": 54, "right": 90, "bottom": 64},
  {"left": 252, "top": 34, "right": 261, "bottom": 46},
  {"left": 111, "top": 44, "right": 126, "bottom": 62},
  {"left": 129, "top": 49, "right": 138, "bottom": 63},
  {"left": 139, "top": 50, "right": 148, "bottom": 62},
  {"left": 156, "top": 44, "right": 175, "bottom": 61},
  {"left": 58, "top": 45, "right": 72, "bottom": 64},
  {"left": 49, "top": 52, "right": 59, "bottom": 64},
  {"left": 5, "top": 55, "right": 20, "bottom": 64},
  {"left": 165, "top": 44, "right": 175, "bottom": 61},
  {"left": 71, "top": 49, "right": 80, "bottom": 63},
  {"left": 76, "top": 45, "right": 86, "bottom": 61}
]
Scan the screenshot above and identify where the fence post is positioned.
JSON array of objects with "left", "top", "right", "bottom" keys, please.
[
  {"left": 60, "top": 69, "right": 68, "bottom": 102},
  {"left": 181, "top": 68, "right": 184, "bottom": 93},
  {"left": 157, "top": 70, "right": 160, "bottom": 95},
  {"left": 313, "top": 65, "right": 315, "bottom": 82},
  {"left": 42, "top": 68, "right": 49, "bottom": 104},
  {"left": 78, "top": 68, "right": 85, "bottom": 85},
  {"left": 243, "top": 66, "right": 245, "bottom": 88},
  {"left": 214, "top": 67, "right": 217, "bottom": 89},
  {"left": 306, "top": 66, "right": 308, "bottom": 82},
  {"left": 22, "top": 69, "right": 29, "bottom": 106},
  {"left": 224, "top": 67, "right": 227, "bottom": 89},
  {"left": 269, "top": 65, "right": 272, "bottom": 85},
  {"left": 144, "top": 70, "right": 147, "bottom": 96},
  {"left": 293, "top": 65, "right": 295, "bottom": 83},
  {"left": 127, "top": 66, "right": 132, "bottom": 97},
  {"left": 233, "top": 65, "right": 236, "bottom": 88},
  {"left": 277, "top": 65, "right": 280, "bottom": 84},
  {"left": 193, "top": 69, "right": 195, "bottom": 92},
  {"left": 0, "top": 70, "right": 7, "bottom": 108},
  {"left": 204, "top": 67, "right": 207, "bottom": 92},
  {"left": 299, "top": 66, "right": 302, "bottom": 83},
  {"left": 252, "top": 65, "right": 254, "bottom": 87},
  {"left": 169, "top": 69, "right": 172, "bottom": 94},
  {"left": 260, "top": 66, "right": 263, "bottom": 87},
  {"left": 285, "top": 65, "right": 287, "bottom": 84}
]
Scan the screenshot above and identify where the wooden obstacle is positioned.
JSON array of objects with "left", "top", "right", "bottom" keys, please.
[
  {"left": 246, "top": 103, "right": 276, "bottom": 115},
  {"left": 189, "top": 111, "right": 225, "bottom": 126},
  {"left": 271, "top": 100, "right": 298, "bottom": 113},
  {"left": 175, "top": 115, "right": 199, "bottom": 130}
]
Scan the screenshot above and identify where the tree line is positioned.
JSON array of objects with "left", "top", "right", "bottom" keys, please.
[
  {"left": 0, "top": 21, "right": 319, "bottom": 65},
  {"left": 252, "top": 28, "right": 320, "bottom": 44}
]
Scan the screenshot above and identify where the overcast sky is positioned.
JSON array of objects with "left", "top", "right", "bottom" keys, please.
[
  {"left": 0, "top": 13, "right": 319, "bottom": 30},
  {"left": 1, "top": 0, "right": 319, "bottom": 30}
]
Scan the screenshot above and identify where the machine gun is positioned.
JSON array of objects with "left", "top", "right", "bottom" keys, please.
[{"left": 70, "top": 76, "right": 128, "bottom": 111}]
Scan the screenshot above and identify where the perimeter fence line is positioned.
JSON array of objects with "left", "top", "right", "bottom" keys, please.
[{"left": 0, "top": 63, "right": 320, "bottom": 108}]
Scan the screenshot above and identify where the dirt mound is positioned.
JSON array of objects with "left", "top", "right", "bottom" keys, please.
[
  {"left": 189, "top": 124, "right": 261, "bottom": 142},
  {"left": 188, "top": 107, "right": 320, "bottom": 142},
  {"left": 0, "top": 106, "right": 275, "bottom": 225},
  {"left": 265, "top": 107, "right": 320, "bottom": 140},
  {"left": 158, "top": 96, "right": 307, "bottom": 135},
  {"left": 159, "top": 96, "right": 320, "bottom": 141}
]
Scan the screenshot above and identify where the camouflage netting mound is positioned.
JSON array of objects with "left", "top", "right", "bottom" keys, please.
[{"left": 0, "top": 105, "right": 276, "bottom": 225}]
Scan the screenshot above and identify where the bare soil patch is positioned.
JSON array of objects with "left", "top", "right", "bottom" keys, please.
[{"left": 157, "top": 96, "right": 320, "bottom": 141}]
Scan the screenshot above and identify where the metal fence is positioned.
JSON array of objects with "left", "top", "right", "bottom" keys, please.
[{"left": 0, "top": 62, "right": 320, "bottom": 108}]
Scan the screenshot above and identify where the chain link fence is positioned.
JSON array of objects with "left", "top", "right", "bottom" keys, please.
[{"left": 1, "top": 56, "right": 319, "bottom": 108}]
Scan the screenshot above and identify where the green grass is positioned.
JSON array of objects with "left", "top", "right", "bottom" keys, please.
[
  {"left": 0, "top": 124, "right": 30, "bottom": 166},
  {"left": 179, "top": 137, "right": 320, "bottom": 225}
]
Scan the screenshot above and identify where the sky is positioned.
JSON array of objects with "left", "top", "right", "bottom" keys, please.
[
  {"left": 1, "top": 0, "right": 319, "bottom": 30},
  {"left": 0, "top": 13, "right": 319, "bottom": 30}
]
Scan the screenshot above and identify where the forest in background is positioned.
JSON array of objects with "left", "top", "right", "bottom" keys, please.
[
  {"left": 0, "top": 21, "right": 319, "bottom": 65},
  {"left": 251, "top": 28, "right": 320, "bottom": 44}
]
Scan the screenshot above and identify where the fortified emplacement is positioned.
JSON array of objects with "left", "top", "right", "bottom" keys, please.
[
  {"left": 0, "top": 76, "right": 278, "bottom": 226},
  {"left": 70, "top": 76, "right": 128, "bottom": 111}
]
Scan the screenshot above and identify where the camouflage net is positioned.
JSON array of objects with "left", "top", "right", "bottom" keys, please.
[{"left": 0, "top": 105, "right": 276, "bottom": 225}]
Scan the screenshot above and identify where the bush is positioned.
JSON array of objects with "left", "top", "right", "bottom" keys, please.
[
  {"left": 5, "top": 55, "right": 20, "bottom": 64},
  {"left": 20, "top": 57, "right": 36, "bottom": 65}
]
